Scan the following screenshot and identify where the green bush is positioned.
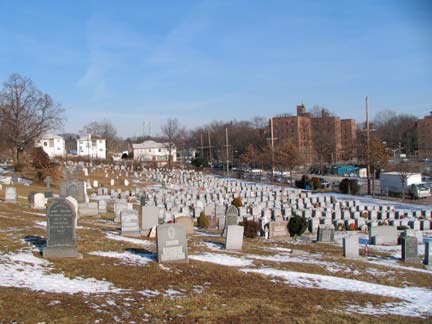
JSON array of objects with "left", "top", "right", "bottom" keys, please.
[
  {"left": 339, "top": 178, "right": 360, "bottom": 195},
  {"left": 239, "top": 219, "right": 260, "bottom": 238},
  {"left": 288, "top": 215, "right": 307, "bottom": 237},
  {"left": 310, "top": 177, "right": 322, "bottom": 190},
  {"left": 197, "top": 211, "right": 209, "bottom": 229},
  {"left": 231, "top": 197, "right": 243, "bottom": 208}
]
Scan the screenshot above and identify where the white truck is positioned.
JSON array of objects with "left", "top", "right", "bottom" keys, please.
[{"left": 380, "top": 172, "right": 431, "bottom": 199}]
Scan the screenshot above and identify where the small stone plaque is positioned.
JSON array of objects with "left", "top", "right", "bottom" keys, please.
[{"left": 269, "top": 221, "right": 289, "bottom": 239}]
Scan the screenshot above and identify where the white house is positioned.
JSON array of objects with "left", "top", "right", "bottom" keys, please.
[
  {"left": 35, "top": 134, "right": 66, "bottom": 158},
  {"left": 77, "top": 135, "right": 106, "bottom": 159},
  {"left": 132, "top": 140, "right": 176, "bottom": 163}
]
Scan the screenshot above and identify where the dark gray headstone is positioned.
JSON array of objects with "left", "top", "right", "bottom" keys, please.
[
  {"left": 44, "top": 176, "right": 53, "bottom": 198},
  {"left": 157, "top": 224, "right": 188, "bottom": 263},
  {"left": 43, "top": 198, "right": 79, "bottom": 258},
  {"left": 401, "top": 236, "right": 418, "bottom": 262},
  {"left": 317, "top": 225, "right": 335, "bottom": 242},
  {"left": 60, "top": 180, "right": 86, "bottom": 203},
  {"left": 424, "top": 241, "right": 431, "bottom": 267}
]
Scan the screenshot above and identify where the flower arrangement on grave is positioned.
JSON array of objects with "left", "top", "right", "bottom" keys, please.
[{"left": 336, "top": 223, "right": 345, "bottom": 231}]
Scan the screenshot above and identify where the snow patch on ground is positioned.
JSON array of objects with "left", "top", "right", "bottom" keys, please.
[
  {"left": 364, "top": 257, "right": 432, "bottom": 275},
  {"left": 246, "top": 253, "right": 351, "bottom": 273},
  {"left": 34, "top": 220, "right": 46, "bottom": 228},
  {"left": 193, "top": 230, "right": 221, "bottom": 237},
  {"left": 105, "top": 232, "right": 154, "bottom": 247},
  {"left": 242, "top": 268, "right": 432, "bottom": 318},
  {"left": 163, "top": 288, "right": 185, "bottom": 298},
  {"left": 139, "top": 289, "right": 161, "bottom": 297},
  {"left": 88, "top": 251, "right": 155, "bottom": 266},
  {"left": 23, "top": 211, "right": 46, "bottom": 217},
  {"left": 0, "top": 251, "right": 122, "bottom": 294},
  {"left": 202, "top": 241, "right": 224, "bottom": 251},
  {"left": 189, "top": 252, "right": 254, "bottom": 267}
]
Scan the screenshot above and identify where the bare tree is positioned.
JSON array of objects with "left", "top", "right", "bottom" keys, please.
[
  {"left": 80, "top": 120, "right": 121, "bottom": 153},
  {"left": 358, "top": 134, "right": 389, "bottom": 196},
  {"left": 0, "top": 73, "right": 64, "bottom": 165},
  {"left": 374, "top": 110, "right": 418, "bottom": 156},
  {"left": 161, "top": 118, "right": 184, "bottom": 168},
  {"left": 274, "top": 140, "right": 302, "bottom": 185},
  {"left": 240, "top": 144, "right": 258, "bottom": 169}
]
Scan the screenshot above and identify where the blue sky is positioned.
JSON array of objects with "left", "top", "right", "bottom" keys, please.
[{"left": 1, "top": 0, "right": 431, "bottom": 137}]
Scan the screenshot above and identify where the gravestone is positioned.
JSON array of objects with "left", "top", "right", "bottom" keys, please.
[
  {"left": 60, "top": 180, "right": 86, "bottom": 203},
  {"left": 218, "top": 216, "right": 226, "bottom": 230},
  {"left": 98, "top": 200, "right": 107, "bottom": 212},
  {"left": 121, "top": 209, "right": 140, "bottom": 236},
  {"left": 142, "top": 206, "right": 160, "bottom": 231},
  {"left": 43, "top": 198, "right": 79, "bottom": 258},
  {"left": 343, "top": 235, "right": 359, "bottom": 258},
  {"left": 44, "top": 176, "right": 53, "bottom": 198},
  {"left": 5, "top": 187, "right": 17, "bottom": 203},
  {"left": 225, "top": 205, "right": 239, "bottom": 227},
  {"left": 424, "top": 241, "right": 431, "bottom": 268},
  {"left": 369, "top": 225, "right": 398, "bottom": 245},
  {"left": 78, "top": 202, "right": 98, "bottom": 217},
  {"left": 157, "top": 223, "right": 188, "bottom": 263},
  {"left": 225, "top": 225, "right": 244, "bottom": 250},
  {"left": 269, "top": 221, "right": 289, "bottom": 239},
  {"left": 175, "top": 216, "right": 194, "bottom": 235},
  {"left": 28, "top": 191, "right": 36, "bottom": 206},
  {"left": 317, "top": 225, "right": 335, "bottom": 242},
  {"left": 114, "top": 201, "right": 129, "bottom": 222},
  {"left": 33, "top": 193, "right": 47, "bottom": 210},
  {"left": 401, "top": 236, "right": 418, "bottom": 262}
]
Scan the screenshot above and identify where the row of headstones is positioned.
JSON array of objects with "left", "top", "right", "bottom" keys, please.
[{"left": 42, "top": 197, "right": 245, "bottom": 263}]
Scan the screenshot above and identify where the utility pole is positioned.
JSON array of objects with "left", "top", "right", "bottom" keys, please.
[
  {"left": 208, "top": 129, "right": 213, "bottom": 164},
  {"left": 366, "top": 96, "right": 371, "bottom": 195},
  {"left": 266, "top": 117, "right": 278, "bottom": 179},
  {"left": 200, "top": 133, "right": 204, "bottom": 161},
  {"left": 197, "top": 132, "right": 214, "bottom": 166},
  {"left": 224, "top": 128, "right": 232, "bottom": 177}
]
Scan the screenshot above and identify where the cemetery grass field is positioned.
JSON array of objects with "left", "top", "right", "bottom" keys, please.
[{"left": 0, "top": 172, "right": 431, "bottom": 323}]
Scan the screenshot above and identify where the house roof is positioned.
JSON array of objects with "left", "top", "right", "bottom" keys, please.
[
  {"left": 39, "top": 134, "right": 64, "bottom": 140},
  {"left": 132, "top": 140, "right": 170, "bottom": 149},
  {"left": 77, "top": 135, "right": 105, "bottom": 141}
]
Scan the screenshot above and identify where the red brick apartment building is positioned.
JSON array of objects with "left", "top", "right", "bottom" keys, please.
[
  {"left": 417, "top": 113, "right": 432, "bottom": 159},
  {"left": 272, "top": 104, "right": 357, "bottom": 165}
]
